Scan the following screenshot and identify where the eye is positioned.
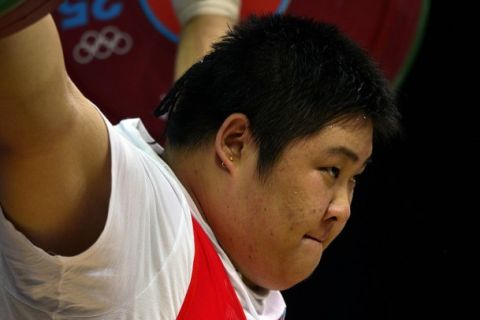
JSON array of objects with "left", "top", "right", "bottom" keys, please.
[
  {"left": 321, "top": 167, "right": 340, "bottom": 179},
  {"left": 350, "top": 175, "right": 359, "bottom": 186},
  {"left": 349, "top": 173, "right": 364, "bottom": 189}
]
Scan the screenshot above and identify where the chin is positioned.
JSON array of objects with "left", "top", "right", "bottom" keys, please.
[
  {"left": 267, "top": 274, "right": 314, "bottom": 291},
  {"left": 251, "top": 266, "right": 319, "bottom": 291},
  {"left": 240, "top": 251, "right": 323, "bottom": 291}
]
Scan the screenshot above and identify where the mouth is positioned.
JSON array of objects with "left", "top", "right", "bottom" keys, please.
[
  {"left": 304, "top": 234, "right": 323, "bottom": 243},
  {"left": 305, "top": 225, "right": 334, "bottom": 244}
]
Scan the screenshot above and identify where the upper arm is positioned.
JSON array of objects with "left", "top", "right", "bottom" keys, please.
[
  {"left": 173, "top": 0, "right": 240, "bottom": 80},
  {"left": 0, "top": 15, "right": 111, "bottom": 255},
  {"left": 0, "top": 14, "right": 72, "bottom": 151}
]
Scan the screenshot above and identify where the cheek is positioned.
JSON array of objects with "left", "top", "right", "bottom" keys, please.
[
  {"left": 275, "top": 193, "right": 324, "bottom": 237},
  {"left": 280, "top": 171, "right": 330, "bottom": 213},
  {"left": 289, "top": 178, "right": 332, "bottom": 218},
  {"left": 250, "top": 171, "right": 331, "bottom": 245},
  {"left": 245, "top": 192, "right": 294, "bottom": 254}
]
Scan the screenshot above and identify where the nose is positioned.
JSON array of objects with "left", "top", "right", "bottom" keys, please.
[{"left": 324, "top": 190, "right": 351, "bottom": 223}]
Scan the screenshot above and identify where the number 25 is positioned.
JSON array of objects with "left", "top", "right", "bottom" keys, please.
[{"left": 58, "top": 0, "right": 123, "bottom": 29}]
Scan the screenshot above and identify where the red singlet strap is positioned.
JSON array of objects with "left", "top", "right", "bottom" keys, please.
[{"left": 177, "top": 217, "right": 247, "bottom": 320}]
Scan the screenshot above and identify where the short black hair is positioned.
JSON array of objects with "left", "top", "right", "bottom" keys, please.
[{"left": 155, "top": 14, "right": 401, "bottom": 177}]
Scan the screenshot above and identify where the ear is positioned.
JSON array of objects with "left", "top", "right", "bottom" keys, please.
[{"left": 214, "top": 113, "right": 252, "bottom": 172}]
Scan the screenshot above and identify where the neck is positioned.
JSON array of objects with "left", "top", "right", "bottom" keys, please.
[
  {"left": 162, "top": 148, "right": 208, "bottom": 221},
  {"left": 164, "top": 147, "right": 268, "bottom": 295}
]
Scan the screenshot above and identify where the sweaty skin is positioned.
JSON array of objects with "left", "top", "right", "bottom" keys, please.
[{"left": 165, "top": 115, "right": 373, "bottom": 290}]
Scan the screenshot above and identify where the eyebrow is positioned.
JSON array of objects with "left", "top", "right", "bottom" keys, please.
[{"left": 326, "top": 146, "right": 372, "bottom": 167}]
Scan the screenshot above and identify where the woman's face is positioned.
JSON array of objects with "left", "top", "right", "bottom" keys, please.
[{"left": 211, "top": 117, "right": 373, "bottom": 290}]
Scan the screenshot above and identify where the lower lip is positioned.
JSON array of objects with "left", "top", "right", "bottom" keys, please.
[
  {"left": 304, "top": 236, "right": 324, "bottom": 246},
  {"left": 302, "top": 238, "right": 324, "bottom": 256}
]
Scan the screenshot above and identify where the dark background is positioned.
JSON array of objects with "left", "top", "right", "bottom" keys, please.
[{"left": 282, "top": 2, "right": 475, "bottom": 319}]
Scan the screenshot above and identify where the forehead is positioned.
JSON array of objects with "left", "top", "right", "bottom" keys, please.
[{"left": 285, "top": 118, "right": 373, "bottom": 162}]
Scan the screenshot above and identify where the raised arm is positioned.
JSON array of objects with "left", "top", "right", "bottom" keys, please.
[
  {"left": 0, "top": 15, "right": 71, "bottom": 150},
  {"left": 173, "top": 0, "right": 240, "bottom": 80},
  {"left": 0, "top": 14, "right": 111, "bottom": 256}
]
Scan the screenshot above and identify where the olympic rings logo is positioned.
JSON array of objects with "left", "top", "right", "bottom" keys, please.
[{"left": 73, "top": 26, "right": 133, "bottom": 64}]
